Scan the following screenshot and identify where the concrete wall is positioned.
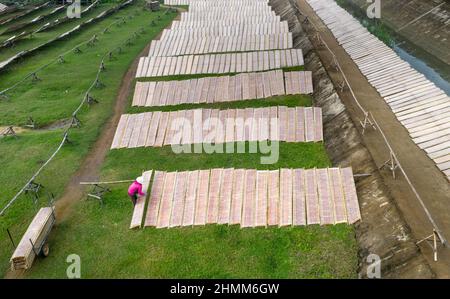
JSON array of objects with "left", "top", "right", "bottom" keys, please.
[
  {"left": 268, "top": 0, "right": 434, "bottom": 278},
  {"left": 345, "top": 0, "right": 450, "bottom": 66}
]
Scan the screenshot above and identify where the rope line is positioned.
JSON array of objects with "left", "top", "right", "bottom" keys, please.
[
  {"left": 0, "top": 12, "right": 154, "bottom": 217},
  {"left": 298, "top": 3, "right": 447, "bottom": 245},
  {"left": 0, "top": 15, "right": 129, "bottom": 97}
]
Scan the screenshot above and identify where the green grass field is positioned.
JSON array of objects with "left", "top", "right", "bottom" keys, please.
[
  {"left": 24, "top": 142, "right": 357, "bottom": 278},
  {"left": 0, "top": 6, "right": 57, "bottom": 39},
  {"left": 0, "top": 3, "right": 49, "bottom": 26},
  {"left": 0, "top": 1, "right": 177, "bottom": 276},
  {"left": 0, "top": 5, "right": 170, "bottom": 127},
  {"left": 127, "top": 94, "right": 312, "bottom": 114},
  {"left": 0, "top": 3, "right": 117, "bottom": 61},
  {"left": 0, "top": 1, "right": 358, "bottom": 278}
]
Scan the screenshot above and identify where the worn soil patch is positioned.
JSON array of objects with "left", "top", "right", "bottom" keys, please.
[{"left": 0, "top": 126, "right": 28, "bottom": 135}]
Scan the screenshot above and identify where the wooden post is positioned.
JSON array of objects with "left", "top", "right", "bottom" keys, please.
[
  {"left": 86, "top": 184, "right": 111, "bottom": 206},
  {"left": 31, "top": 73, "right": 40, "bottom": 82},
  {"left": 25, "top": 117, "right": 36, "bottom": 129},
  {"left": 24, "top": 181, "right": 43, "bottom": 205},
  {"left": 6, "top": 228, "right": 16, "bottom": 249},
  {"left": 433, "top": 230, "right": 438, "bottom": 262},
  {"left": 70, "top": 115, "right": 81, "bottom": 128},
  {"left": 0, "top": 92, "right": 8, "bottom": 100},
  {"left": 417, "top": 230, "right": 443, "bottom": 262},
  {"left": 337, "top": 80, "right": 346, "bottom": 92},
  {"left": 1, "top": 126, "right": 17, "bottom": 138},
  {"left": 86, "top": 94, "right": 99, "bottom": 105},
  {"left": 359, "top": 112, "right": 375, "bottom": 135},
  {"left": 379, "top": 151, "right": 399, "bottom": 179}
]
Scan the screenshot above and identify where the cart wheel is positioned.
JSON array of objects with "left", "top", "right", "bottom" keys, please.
[{"left": 40, "top": 243, "right": 50, "bottom": 257}]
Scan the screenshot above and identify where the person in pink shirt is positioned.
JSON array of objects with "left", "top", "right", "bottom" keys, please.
[{"left": 128, "top": 176, "right": 146, "bottom": 206}]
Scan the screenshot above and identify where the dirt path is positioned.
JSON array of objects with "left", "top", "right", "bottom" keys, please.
[
  {"left": 297, "top": 0, "right": 450, "bottom": 277},
  {"left": 55, "top": 13, "right": 180, "bottom": 222},
  {"left": 4, "top": 11, "right": 182, "bottom": 279},
  {"left": 54, "top": 47, "right": 141, "bottom": 221},
  {"left": 4, "top": 41, "right": 143, "bottom": 279}
]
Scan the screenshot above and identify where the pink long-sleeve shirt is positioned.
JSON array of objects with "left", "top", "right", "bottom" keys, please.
[{"left": 128, "top": 181, "right": 145, "bottom": 197}]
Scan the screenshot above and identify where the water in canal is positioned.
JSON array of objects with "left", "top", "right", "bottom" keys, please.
[{"left": 335, "top": 0, "right": 450, "bottom": 96}]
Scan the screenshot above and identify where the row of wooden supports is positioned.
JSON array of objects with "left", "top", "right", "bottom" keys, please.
[
  {"left": 14, "top": 179, "right": 129, "bottom": 212},
  {"left": 313, "top": 30, "right": 378, "bottom": 137},
  {"left": 314, "top": 30, "right": 394, "bottom": 179},
  {"left": 299, "top": 12, "right": 448, "bottom": 262},
  {"left": 1, "top": 35, "right": 99, "bottom": 101},
  {"left": 2, "top": 97, "right": 100, "bottom": 140},
  {"left": 1, "top": 16, "right": 144, "bottom": 102},
  {"left": 0, "top": 23, "right": 152, "bottom": 219}
]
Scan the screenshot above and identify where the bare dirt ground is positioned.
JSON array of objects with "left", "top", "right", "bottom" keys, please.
[
  {"left": 0, "top": 126, "right": 28, "bottom": 135},
  {"left": 297, "top": 0, "right": 450, "bottom": 278}
]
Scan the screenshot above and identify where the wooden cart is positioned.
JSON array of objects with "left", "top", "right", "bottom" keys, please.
[{"left": 10, "top": 207, "right": 56, "bottom": 270}]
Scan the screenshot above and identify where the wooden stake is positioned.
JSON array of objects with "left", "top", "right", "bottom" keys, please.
[{"left": 80, "top": 180, "right": 135, "bottom": 185}]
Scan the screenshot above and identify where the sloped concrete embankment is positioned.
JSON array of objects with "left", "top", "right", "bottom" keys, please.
[{"left": 268, "top": 0, "right": 434, "bottom": 278}]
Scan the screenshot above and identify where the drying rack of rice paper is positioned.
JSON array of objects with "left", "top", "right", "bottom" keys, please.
[{"left": 9, "top": 206, "right": 56, "bottom": 270}]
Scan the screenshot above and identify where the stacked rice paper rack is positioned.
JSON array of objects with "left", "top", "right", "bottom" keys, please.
[{"left": 10, "top": 207, "right": 55, "bottom": 270}]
